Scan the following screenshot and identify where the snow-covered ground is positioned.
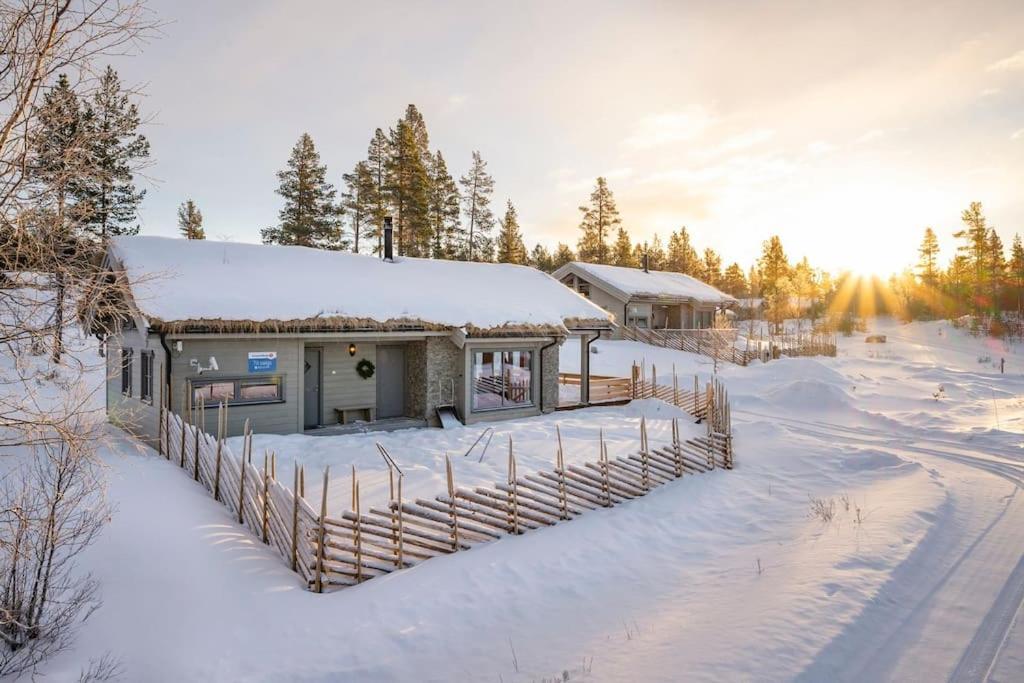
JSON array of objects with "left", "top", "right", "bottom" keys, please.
[{"left": 21, "top": 317, "right": 1024, "bottom": 681}]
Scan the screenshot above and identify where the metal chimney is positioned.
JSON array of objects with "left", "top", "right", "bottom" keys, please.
[
  {"left": 383, "top": 216, "right": 394, "bottom": 261},
  {"left": 642, "top": 252, "right": 649, "bottom": 273}
]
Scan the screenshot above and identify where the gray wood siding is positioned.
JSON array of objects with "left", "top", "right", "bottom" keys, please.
[
  {"left": 105, "top": 328, "right": 164, "bottom": 447},
  {"left": 318, "top": 342, "right": 377, "bottom": 425},
  {"left": 169, "top": 338, "right": 302, "bottom": 436}
]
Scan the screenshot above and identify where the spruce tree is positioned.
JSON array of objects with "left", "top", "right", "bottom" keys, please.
[
  {"left": 701, "top": 247, "right": 722, "bottom": 285},
  {"left": 366, "top": 128, "right": 390, "bottom": 255},
  {"left": 459, "top": 150, "right": 496, "bottom": 261},
  {"left": 427, "top": 151, "right": 462, "bottom": 259},
  {"left": 721, "top": 263, "right": 748, "bottom": 297},
  {"left": 529, "top": 243, "right": 554, "bottom": 272},
  {"left": 552, "top": 243, "right": 576, "bottom": 269},
  {"left": 666, "top": 227, "right": 699, "bottom": 275},
  {"left": 987, "top": 229, "right": 1005, "bottom": 312},
  {"left": 177, "top": 199, "right": 204, "bottom": 239},
  {"left": 641, "top": 234, "right": 667, "bottom": 270},
  {"left": 576, "top": 177, "right": 620, "bottom": 264},
  {"left": 261, "top": 133, "right": 345, "bottom": 249},
  {"left": 1011, "top": 234, "right": 1024, "bottom": 317},
  {"left": 78, "top": 66, "right": 150, "bottom": 239},
  {"left": 387, "top": 117, "right": 431, "bottom": 256},
  {"left": 758, "top": 235, "right": 790, "bottom": 297},
  {"left": 496, "top": 199, "right": 527, "bottom": 264},
  {"left": 612, "top": 227, "right": 636, "bottom": 267},
  {"left": 917, "top": 227, "right": 940, "bottom": 286},
  {"left": 341, "top": 161, "right": 375, "bottom": 253},
  {"left": 953, "top": 202, "right": 991, "bottom": 312}
]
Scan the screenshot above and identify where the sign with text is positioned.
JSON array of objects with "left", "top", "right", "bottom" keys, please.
[{"left": 247, "top": 351, "right": 277, "bottom": 373}]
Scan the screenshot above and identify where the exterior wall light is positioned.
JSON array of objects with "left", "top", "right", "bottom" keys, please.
[{"left": 348, "top": 343, "right": 357, "bottom": 357}]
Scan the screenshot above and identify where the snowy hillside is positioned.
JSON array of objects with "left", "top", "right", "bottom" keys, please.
[{"left": 19, "top": 317, "right": 1024, "bottom": 681}]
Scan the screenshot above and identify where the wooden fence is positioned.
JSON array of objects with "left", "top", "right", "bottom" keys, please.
[
  {"left": 153, "top": 375, "right": 733, "bottom": 593},
  {"left": 618, "top": 326, "right": 759, "bottom": 366}
]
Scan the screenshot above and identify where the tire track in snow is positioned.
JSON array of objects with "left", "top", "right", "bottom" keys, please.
[{"left": 740, "top": 411, "right": 1024, "bottom": 682}]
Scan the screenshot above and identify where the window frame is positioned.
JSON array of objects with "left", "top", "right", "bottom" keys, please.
[
  {"left": 120, "top": 348, "right": 133, "bottom": 397},
  {"left": 470, "top": 348, "right": 535, "bottom": 413},
  {"left": 140, "top": 350, "right": 154, "bottom": 405},
  {"left": 188, "top": 375, "right": 285, "bottom": 408}
]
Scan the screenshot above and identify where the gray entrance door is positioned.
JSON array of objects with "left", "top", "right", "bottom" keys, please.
[
  {"left": 376, "top": 346, "right": 405, "bottom": 419},
  {"left": 303, "top": 348, "right": 321, "bottom": 429}
]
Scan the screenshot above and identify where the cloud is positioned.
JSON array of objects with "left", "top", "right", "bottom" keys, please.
[
  {"left": 986, "top": 50, "right": 1024, "bottom": 71},
  {"left": 718, "top": 129, "right": 775, "bottom": 153},
  {"left": 806, "top": 140, "right": 836, "bottom": 155},
  {"left": 856, "top": 129, "right": 885, "bottom": 144},
  {"left": 980, "top": 87, "right": 1002, "bottom": 97},
  {"left": 1012, "top": 129, "right": 1024, "bottom": 140},
  {"left": 622, "top": 107, "right": 716, "bottom": 150}
]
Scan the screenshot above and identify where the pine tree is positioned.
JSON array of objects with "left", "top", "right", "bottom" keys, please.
[
  {"left": 261, "top": 133, "right": 345, "bottom": 249},
  {"left": 758, "top": 235, "right": 790, "bottom": 297},
  {"left": 576, "top": 177, "right": 621, "bottom": 264},
  {"left": 612, "top": 227, "right": 636, "bottom": 267},
  {"left": 78, "top": 66, "right": 150, "bottom": 239},
  {"left": 529, "top": 243, "right": 554, "bottom": 272},
  {"left": 1011, "top": 234, "right": 1024, "bottom": 317},
  {"left": 341, "top": 161, "right": 375, "bottom": 253},
  {"left": 701, "top": 247, "right": 722, "bottom": 285},
  {"left": 650, "top": 234, "right": 668, "bottom": 270},
  {"left": 721, "top": 263, "right": 748, "bottom": 297},
  {"left": 917, "top": 227, "right": 940, "bottom": 286},
  {"left": 365, "top": 128, "right": 389, "bottom": 255},
  {"left": 29, "top": 73, "right": 92, "bottom": 362},
  {"left": 495, "top": 199, "right": 527, "bottom": 264},
  {"left": 987, "top": 229, "right": 1005, "bottom": 312},
  {"left": 177, "top": 199, "right": 204, "bottom": 239},
  {"left": 387, "top": 116, "right": 432, "bottom": 256},
  {"left": 954, "top": 202, "right": 991, "bottom": 312},
  {"left": 552, "top": 243, "right": 576, "bottom": 269},
  {"left": 459, "top": 150, "right": 496, "bottom": 261},
  {"left": 666, "top": 227, "right": 699, "bottom": 275},
  {"left": 427, "top": 151, "right": 462, "bottom": 259}
]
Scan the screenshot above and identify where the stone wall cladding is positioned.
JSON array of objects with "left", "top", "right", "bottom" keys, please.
[
  {"left": 423, "top": 337, "right": 462, "bottom": 426},
  {"left": 404, "top": 340, "right": 427, "bottom": 420},
  {"left": 541, "top": 343, "right": 559, "bottom": 413}
]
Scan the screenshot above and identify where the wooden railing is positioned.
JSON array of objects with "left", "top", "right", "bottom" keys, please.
[{"left": 617, "top": 325, "right": 760, "bottom": 366}]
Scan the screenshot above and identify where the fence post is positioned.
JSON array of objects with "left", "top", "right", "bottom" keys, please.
[
  {"left": 291, "top": 463, "right": 299, "bottom": 572},
  {"left": 599, "top": 429, "right": 611, "bottom": 507},
  {"left": 507, "top": 437, "right": 520, "bottom": 534},
  {"left": 193, "top": 396, "right": 203, "bottom": 481},
  {"left": 672, "top": 365, "right": 679, "bottom": 406},
  {"left": 214, "top": 402, "right": 224, "bottom": 502},
  {"left": 445, "top": 455, "right": 460, "bottom": 551},
  {"left": 555, "top": 426, "right": 568, "bottom": 520},
  {"left": 394, "top": 474, "right": 404, "bottom": 568},
  {"left": 180, "top": 383, "right": 188, "bottom": 467},
  {"left": 671, "top": 418, "right": 683, "bottom": 477},
  {"left": 315, "top": 466, "right": 329, "bottom": 593},
  {"left": 651, "top": 364, "right": 657, "bottom": 400},
  {"left": 238, "top": 419, "right": 250, "bottom": 525},
  {"left": 640, "top": 416, "right": 650, "bottom": 491},
  {"left": 352, "top": 471, "right": 363, "bottom": 583},
  {"left": 261, "top": 452, "right": 270, "bottom": 543}
]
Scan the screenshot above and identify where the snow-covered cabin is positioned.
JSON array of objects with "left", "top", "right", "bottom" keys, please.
[
  {"left": 93, "top": 237, "right": 611, "bottom": 441},
  {"left": 551, "top": 261, "right": 736, "bottom": 332}
]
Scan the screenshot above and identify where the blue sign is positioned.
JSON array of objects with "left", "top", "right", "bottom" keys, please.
[{"left": 248, "top": 351, "right": 277, "bottom": 373}]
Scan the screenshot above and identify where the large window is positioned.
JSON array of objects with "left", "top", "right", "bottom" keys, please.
[
  {"left": 472, "top": 350, "right": 533, "bottom": 411},
  {"left": 190, "top": 376, "right": 284, "bottom": 407},
  {"left": 140, "top": 350, "right": 154, "bottom": 404},
  {"left": 120, "top": 348, "right": 133, "bottom": 397}
]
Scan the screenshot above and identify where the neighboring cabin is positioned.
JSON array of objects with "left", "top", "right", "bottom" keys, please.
[
  {"left": 91, "top": 236, "right": 610, "bottom": 443},
  {"left": 552, "top": 261, "right": 736, "bottom": 333}
]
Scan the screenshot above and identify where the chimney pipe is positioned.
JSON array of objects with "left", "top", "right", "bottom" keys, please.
[
  {"left": 643, "top": 252, "right": 649, "bottom": 273},
  {"left": 383, "top": 216, "right": 394, "bottom": 262}
]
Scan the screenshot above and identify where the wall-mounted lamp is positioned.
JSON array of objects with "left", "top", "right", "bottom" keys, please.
[{"left": 348, "top": 343, "right": 357, "bottom": 357}]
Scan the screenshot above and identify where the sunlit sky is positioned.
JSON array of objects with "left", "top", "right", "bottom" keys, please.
[{"left": 113, "top": 0, "right": 1024, "bottom": 275}]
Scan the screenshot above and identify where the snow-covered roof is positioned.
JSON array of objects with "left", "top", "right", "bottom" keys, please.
[
  {"left": 553, "top": 262, "right": 736, "bottom": 305},
  {"left": 106, "top": 237, "right": 611, "bottom": 335}
]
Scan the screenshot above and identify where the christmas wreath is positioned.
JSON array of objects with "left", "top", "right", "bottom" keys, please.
[{"left": 355, "top": 358, "right": 375, "bottom": 379}]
